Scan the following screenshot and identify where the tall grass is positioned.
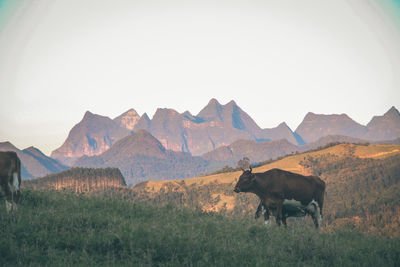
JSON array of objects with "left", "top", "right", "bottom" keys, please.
[{"left": 1, "top": 189, "right": 399, "bottom": 266}]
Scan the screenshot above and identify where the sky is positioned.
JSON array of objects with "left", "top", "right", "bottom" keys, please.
[{"left": 0, "top": 0, "right": 399, "bottom": 156}]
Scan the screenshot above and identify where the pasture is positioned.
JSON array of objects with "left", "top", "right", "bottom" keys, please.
[{"left": 1, "top": 189, "right": 399, "bottom": 266}]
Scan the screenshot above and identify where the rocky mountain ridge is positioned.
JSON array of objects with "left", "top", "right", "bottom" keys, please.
[
  {"left": 51, "top": 101, "right": 400, "bottom": 169},
  {"left": 51, "top": 111, "right": 129, "bottom": 165}
]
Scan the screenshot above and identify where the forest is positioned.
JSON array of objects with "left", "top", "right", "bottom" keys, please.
[{"left": 22, "top": 167, "right": 126, "bottom": 193}]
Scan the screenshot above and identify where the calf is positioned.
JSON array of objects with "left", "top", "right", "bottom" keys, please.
[
  {"left": 0, "top": 151, "right": 21, "bottom": 212},
  {"left": 234, "top": 167, "right": 325, "bottom": 228}
]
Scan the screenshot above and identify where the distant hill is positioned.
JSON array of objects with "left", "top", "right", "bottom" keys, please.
[
  {"left": 22, "top": 167, "right": 126, "bottom": 193},
  {"left": 125, "top": 143, "right": 400, "bottom": 237},
  {"left": 298, "top": 135, "right": 369, "bottom": 152},
  {"left": 295, "top": 106, "right": 400, "bottom": 143},
  {"left": 295, "top": 113, "right": 367, "bottom": 143},
  {"left": 74, "top": 129, "right": 224, "bottom": 185},
  {"left": 51, "top": 111, "right": 129, "bottom": 165},
  {"left": 0, "top": 142, "right": 68, "bottom": 179},
  {"left": 201, "top": 135, "right": 370, "bottom": 168},
  {"left": 202, "top": 138, "right": 298, "bottom": 164}
]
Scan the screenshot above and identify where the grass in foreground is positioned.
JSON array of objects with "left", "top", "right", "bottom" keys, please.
[{"left": 1, "top": 189, "right": 399, "bottom": 266}]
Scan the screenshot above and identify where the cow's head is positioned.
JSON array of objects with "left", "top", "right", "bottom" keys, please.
[{"left": 234, "top": 166, "right": 255, "bottom": 193}]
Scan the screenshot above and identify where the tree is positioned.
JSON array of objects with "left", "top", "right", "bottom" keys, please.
[{"left": 236, "top": 157, "right": 250, "bottom": 170}]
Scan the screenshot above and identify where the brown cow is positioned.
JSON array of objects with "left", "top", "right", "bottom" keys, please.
[
  {"left": 234, "top": 167, "right": 325, "bottom": 228},
  {"left": 0, "top": 151, "right": 21, "bottom": 212}
]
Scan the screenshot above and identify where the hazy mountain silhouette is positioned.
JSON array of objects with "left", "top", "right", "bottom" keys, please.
[
  {"left": 52, "top": 102, "right": 400, "bottom": 165},
  {"left": 51, "top": 111, "right": 129, "bottom": 165},
  {"left": 295, "top": 107, "right": 400, "bottom": 143},
  {"left": 295, "top": 112, "right": 367, "bottom": 143},
  {"left": 0, "top": 142, "right": 68, "bottom": 179},
  {"left": 364, "top": 106, "right": 400, "bottom": 141}
]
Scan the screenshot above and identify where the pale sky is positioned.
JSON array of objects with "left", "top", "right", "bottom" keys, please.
[{"left": 0, "top": 0, "right": 400, "bottom": 156}]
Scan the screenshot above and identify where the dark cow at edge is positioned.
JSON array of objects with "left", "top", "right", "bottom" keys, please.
[
  {"left": 0, "top": 151, "right": 21, "bottom": 212},
  {"left": 234, "top": 167, "right": 326, "bottom": 228}
]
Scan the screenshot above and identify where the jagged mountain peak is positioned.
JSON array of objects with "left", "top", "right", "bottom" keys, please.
[
  {"left": 114, "top": 108, "right": 139, "bottom": 119},
  {"left": 153, "top": 108, "right": 181, "bottom": 119},
  {"left": 182, "top": 110, "right": 193, "bottom": 118},
  {"left": 133, "top": 113, "right": 151, "bottom": 132},
  {"left": 23, "top": 146, "right": 43, "bottom": 155},
  {"left": 208, "top": 98, "right": 222, "bottom": 106},
  {"left": 367, "top": 106, "right": 400, "bottom": 127},
  {"left": 384, "top": 106, "right": 400, "bottom": 118},
  {"left": 225, "top": 99, "right": 238, "bottom": 106},
  {"left": 364, "top": 106, "right": 400, "bottom": 141},
  {"left": 141, "top": 112, "right": 150, "bottom": 120},
  {"left": 114, "top": 108, "right": 140, "bottom": 130},
  {"left": 182, "top": 111, "right": 204, "bottom": 123},
  {"left": 83, "top": 110, "right": 95, "bottom": 119},
  {"left": 80, "top": 111, "right": 113, "bottom": 125},
  {"left": 277, "top": 122, "right": 290, "bottom": 129},
  {"left": 51, "top": 110, "right": 129, "bottom": 164},
  {"left": 0, "top": 141, "right": 17, "bottom": 150},
  {"left": 197, "top": 99, "right": 224, "bottom": 121}
]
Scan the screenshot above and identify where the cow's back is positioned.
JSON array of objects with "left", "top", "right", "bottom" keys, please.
[{"left": 259, "top": 169, "right": 324, "bottom": 206}]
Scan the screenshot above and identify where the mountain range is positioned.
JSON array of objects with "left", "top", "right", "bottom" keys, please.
[
  {"left": 51, "top": 99, "right": 306, "bottom": 166},
  {"left": 51, "top": 100, "right": 400, "bottom": 167},
  {"left": 2, "top": 99, "right": 399, "bottom": 183}
]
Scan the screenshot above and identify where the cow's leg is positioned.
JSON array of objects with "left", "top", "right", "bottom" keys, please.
[
  {"left": 260, "top": 200, "right": 272, "bottom": 226},
  {"left": 255, "top": 202, "right": 264, "bottom": 219},
  {"left": 315, "top": 203, "right": 322, "bottom": 229},
  {"left": 5, "top": 200, "right": 12, "bottom": 213},
  {"left": 275, "top": 200, "right": 283, "bottom": 226},
  {"left": 281, "top": 212, "right": 287, "bottom": 227},
  {"left": 263, "top": 208, "right": 272, "bottom": 226},
  {"left": 310, "top": 201, "right": 322, "bottom": 229},
  {"left": 2, "top": 183, "right": 13, "bottom": 213}
]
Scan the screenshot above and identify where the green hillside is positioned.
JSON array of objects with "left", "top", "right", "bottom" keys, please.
[
  {"left": 1, "top": 190, "right": 399, "bottom": 266},
  {"left": 118, "top": 144, "right": 400, "bottom": 237}
]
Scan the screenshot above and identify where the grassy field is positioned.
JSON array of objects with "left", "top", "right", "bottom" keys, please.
[{"left": 1, "top": 189, "right": 399, "bottom": 266}]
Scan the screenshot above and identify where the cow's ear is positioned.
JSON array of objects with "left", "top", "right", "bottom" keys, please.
[{"left": 240, "top": 168, "right": 245, "bottom": 172}]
